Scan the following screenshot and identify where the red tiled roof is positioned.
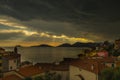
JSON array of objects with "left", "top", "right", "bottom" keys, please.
[
  {"left": 18, "top": 65, "right": 44, "bottom": 77},
  {"left": 2, "top": 74, "right": 22, "bottom": 80},
  {"left": 35, "top": 63, "right": 69, "bottom": 71},
  {"left": 71, "top": 57, "right": 116, "bottom": 74},
  {"left": 35, "top": 63, "right": 53, "bottom": 71}
]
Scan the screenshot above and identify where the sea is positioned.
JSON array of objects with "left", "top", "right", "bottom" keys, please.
[{"left": 4, "top": 47, "right": 84, "bottom": 63}]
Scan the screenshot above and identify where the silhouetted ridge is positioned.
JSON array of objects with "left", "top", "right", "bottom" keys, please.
[
  {"left": 57, "top": 43, "right": 72, "bottom": 47},
  {"left": 30, "top": 42, "right": 100, "bottom": 48},
  {"left": 72, "top": 42, "right": 100, "bottom": 48},
  {"left": 31, "top": 44, "right": 53, "bottom": 47}
]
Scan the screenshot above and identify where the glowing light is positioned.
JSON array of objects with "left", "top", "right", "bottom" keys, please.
[
  {"left": 0, "top": 30, "right": 21, "bottom": 33},
  {"left": 0, "top": 18, "right": 94, "bottom": 45},
  {"left": 50, "top": 34, "right": 93, "bottom": 43},
  {"left": 0, "top": 29, "right": 38, "bottom": 36},
  {"left": 40, "top": 32, "right": 50, "bottom": 37},
  {"left": 69, "top": 37, "right": 94, "bottom": 43},
  {"left": 22, "top": 30, "right": 38, "bottom": 36},
  {"left": 0, "top": 19, "right": 27, "bottom": 29}
]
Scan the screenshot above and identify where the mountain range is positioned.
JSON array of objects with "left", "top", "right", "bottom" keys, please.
[{"left": 31, "top": 42, "right": 100, "bottom": 48}]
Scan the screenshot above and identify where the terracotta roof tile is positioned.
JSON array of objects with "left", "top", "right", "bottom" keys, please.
[
  {"left": 71, "top": 57, "right": 116, "bottom": 74},
  {"left": 2, "top": 74, "right": 22, "bottom": 80},
  {"left": 35, "top": 63, "right": 69, "bottom": 71},
  {"left": 18, "top": 65, "right": 44, "bottom": 77},
  {"left": 35, "top": 63, "right": 53, "bottom": 71}
]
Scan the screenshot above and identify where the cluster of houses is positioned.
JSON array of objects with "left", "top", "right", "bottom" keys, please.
[{"left": 0, "top": 39, "right": 120, "bottom": 80}]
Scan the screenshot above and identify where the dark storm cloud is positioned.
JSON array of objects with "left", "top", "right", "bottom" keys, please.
[
  {"left": 0, "top": 0, "right": 120, "bottom": 42},
  {"left": 22, "top": 20, "right": 78, "bottom": 37},
  {"left": 23, "top": 34, "right": 52, "bottom": 42},
  {"left": 0, "top": 0, "right": 120, "bottom": 22}
]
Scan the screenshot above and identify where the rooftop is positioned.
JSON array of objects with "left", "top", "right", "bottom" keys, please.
[
  {"left": 3, "top": 53, "right": 21, "bottom": 60},
  {"left": 35, "top": 62, "right": 69, "bottom": 71},
  {"left": 52, "top": 64, "right": 69, "bottom": 71},
  {"left": 2, "top": 74, "right": 22, "bottom": 80},
  {"left": 17, "top": 65, "right": 44, "bottom": 77},
  {"left": 71, "top": 57, "right": 116, "bottom": 74}
]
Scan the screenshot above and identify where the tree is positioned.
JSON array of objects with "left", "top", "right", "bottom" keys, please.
[
  {"left": 34, "top": 76, "right": 43, "bottom": 80},
  {"left": 113, "top": 67, "right": 120, "bottom": 80},
  {"left": 101, "top": 67, "right": 120, "bottom": 80},
  {"left": 55, "top": 74, "right": 62, "bottom": 80},
  {"left": 101, "top": 68, "right": 114, "bottom": 80},
  {"left": 24, "top": 77, "right": 32, "bottom": 80}
]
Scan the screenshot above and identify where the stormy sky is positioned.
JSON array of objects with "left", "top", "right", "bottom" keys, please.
[{"left": 0, "top": 0, "right": 120, "bottom": 47}]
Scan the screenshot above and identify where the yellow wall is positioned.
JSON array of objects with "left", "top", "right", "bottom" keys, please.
[{"left": 70, "top": 65, "right": 98, "bottom": 80}]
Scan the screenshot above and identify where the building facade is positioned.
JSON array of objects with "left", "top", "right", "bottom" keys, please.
[
  {"left": 0, "top": 47, "right": 21, "bottom": 73},
  {"left": 0, "top": 48, "right": 5, "bottom": 78},
  {"left": 2, "top": 52, "right": 21, "bottom": 72},
  {"left": 114, "top": 39, "right": 120, "bottom": 50},
  {"left": 0, "top": 53, "right": 2, "bottom": 78},
  {"left": 70, "top": 57, "right": 116, "bottom": 80},
  {"left": 70, "top": 65, "right": 98, "bottom": 80}
]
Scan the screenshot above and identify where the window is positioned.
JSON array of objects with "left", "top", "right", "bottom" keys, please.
[{"left": 10, "top": 66, "right": 12, "bottom": 70}]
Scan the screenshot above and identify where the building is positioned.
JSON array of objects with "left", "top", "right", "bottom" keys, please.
[
  {"left": 114, "top": 39, "right": 120, "bottom": 50},
  {"left": 35, "top": 61, "right": 70, "bottom": 80},
  {"left": 0, "top": 53, "right": 2, "bottom": 79},
  {"left": 2, "top": 65, "right": 45, "bottom": 80},
  {"left": 0, "top": 47, "right": 21, "bottom": 72},
  {"left": 0, "top": 48, "right": 5, "bottom": 79},
  {"left": 17, "top": 65, "right": 44, "bottom": 79},
  {"left": 20, "top": 61, "right": 33, "bottom": 68},
  {"left": 51, "top": 63, "right": 69, "bottom": 80},
  {"left": 2, "top": 52, "right": 21, "bottom": 72},
  {"left": 70, "top": 57, "right": 116, "bottom": 80},
  {"left": 0, "top": 48, "right": 5, "bottom": 54}
]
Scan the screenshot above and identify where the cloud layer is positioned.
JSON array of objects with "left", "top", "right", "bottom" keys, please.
[{"left": 0, "top": 0, "right": 120, "bottom": 46}]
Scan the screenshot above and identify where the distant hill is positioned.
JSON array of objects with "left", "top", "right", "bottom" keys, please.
[
  {"left": 31, "top": 44, "right": 53, "bottom": 47},
  {"left": 30, "top": 42, "right": 100, "bottom": 48},
  {"left": 57, "top": 42, "right": 100, "bottom": 47},
  {"left": 71, "top": 42, "right": 100, "bottom": 48},
  {"left": 57, "top": 43, "right": 72, "bottom": 47}
]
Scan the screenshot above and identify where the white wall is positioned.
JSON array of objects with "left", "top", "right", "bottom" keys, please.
[
  {"left": 9, "top": 59, "right": 18, "bottom": 71},
  {"left": 70, "top": 65, "right": 98, "bottom": 80}
]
